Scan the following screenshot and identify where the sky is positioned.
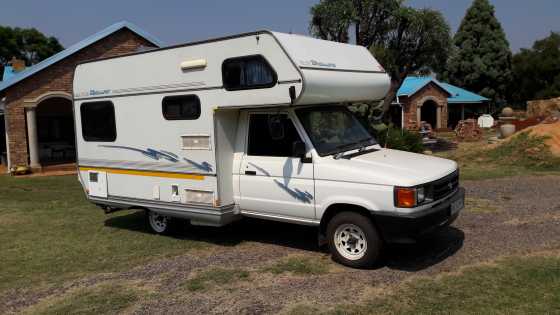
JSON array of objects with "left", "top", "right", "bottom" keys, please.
[{"left": 0, "top": 0, "right": 558, "bottom": 52}]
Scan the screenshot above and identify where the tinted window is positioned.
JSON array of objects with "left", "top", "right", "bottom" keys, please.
[
  {"left": 80, "top": 101, "right": 116, "bottom": 142},
  {"left": 222, "top": 55, "right": 277, "bottom": 90},
  {"left": 247, "top": 114, "right": 302, "bottom": 157},
  {"left": 162, "top": 95, "right": 201, "bottom": 120}
]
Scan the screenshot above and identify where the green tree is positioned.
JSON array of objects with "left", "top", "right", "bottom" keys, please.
[
  {"left": 510, "top": 32, "right": 560, "bottom": 103},
  {"left": 444, "top": 0, "right": 512, "bottom": 104},
  {"left": 0, "top": 26, "right": 63, "bottom": 65},
  {"left": 309, "top": 0, "right": 451, "bottom": 116}
]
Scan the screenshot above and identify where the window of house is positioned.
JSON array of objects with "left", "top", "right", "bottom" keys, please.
[
  {"left": 247, "top": 114, "right": 302, "bottom": 157},
  {"left": 162, "top": 95, "right": 201, "bottom": 120},
  {"left": 80, "top": 101, "right": 116, "bottom": 142},
  {"left": 222, "top": 55, "right": 277, "bottom": 90}
]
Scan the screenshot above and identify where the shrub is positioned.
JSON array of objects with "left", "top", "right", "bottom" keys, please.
[{"left": 375, "top": 127, "right": 425, "bottom": 153}]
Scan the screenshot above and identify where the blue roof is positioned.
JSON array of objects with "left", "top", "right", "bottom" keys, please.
[
  {"left": 1, "top": 66, "right": 15, "bottom": 82},
  {"left": 397, "top": 76, "right": 489, "bottom": 104},
  {"left": 0, "top": 21, "right": 162, "bottom": 93}
]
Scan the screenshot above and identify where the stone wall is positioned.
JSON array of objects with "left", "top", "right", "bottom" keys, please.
[
  {"left": 401, "top": 82, "right": 449, "bottom": 130},
  {"left": 4, "top": 29, "right": 156, "bottom": 167}
]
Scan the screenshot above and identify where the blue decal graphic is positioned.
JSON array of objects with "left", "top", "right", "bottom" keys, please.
[
  {"left": 99, "top": 145, "right": 180, "bottom": 162},
  {"left": 246, "top": 161, "right": 313, "bottom": 203},
  {"left": 183, "top": 157, "right": 213, "bottom": 172}
]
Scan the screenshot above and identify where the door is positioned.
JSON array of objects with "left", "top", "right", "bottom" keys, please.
[{"left": 239, "top": 113, "right": 315, "bottom": 220}]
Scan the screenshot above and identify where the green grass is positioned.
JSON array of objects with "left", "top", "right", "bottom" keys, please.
[
  {"left": 288, "top": 254, "right": 560, "bottom": 314},
  {"left": 0, "top": 175, "right": 208, "bottom": 292},
  {"left": 184, "top": 268, "right": 250, "bottom": 292},
  {"left": 265, "top": 256, "right": 329, "bottom": 276},
  {"left": 465, "top": 197, "right": 500, "bottom": 213},
  {"left": 437, "top": 132, "right": 560, "bottom": 180},
  {"left": 28, "top": 283, "right": 139, "bottom": 315}
]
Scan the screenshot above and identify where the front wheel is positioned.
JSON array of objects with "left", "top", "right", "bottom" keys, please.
[
  {"left": 326, "top": 212, "right": 382, "bottom": 268},
  {"left": 146, "top": 210, "right": 172, "bottom": 234}
]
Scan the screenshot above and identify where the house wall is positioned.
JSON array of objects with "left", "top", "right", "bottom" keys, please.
[
  {"left": 401, "top": 82, "right": 449, "bottom": 130},
  {"left": 4, "top": 29, "right": 156, "bottom": 167}
]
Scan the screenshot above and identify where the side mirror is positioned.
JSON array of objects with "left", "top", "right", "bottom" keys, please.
[{"left": 292, "top": 140, "right": 306, "bottom": 158}]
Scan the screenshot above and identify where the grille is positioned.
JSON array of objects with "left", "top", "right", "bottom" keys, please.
[{"left": 430, "top": 170, "right": 459, "bottom": 201}]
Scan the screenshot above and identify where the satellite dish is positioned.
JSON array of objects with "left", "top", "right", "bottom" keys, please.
[{"left": 478, "top": 114, "right": 494, "bottom": 128}]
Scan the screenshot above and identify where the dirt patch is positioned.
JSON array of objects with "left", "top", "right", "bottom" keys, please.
[
  {"left": 4, "top": 175, "right": 560, "bottom": 314},
  {"left": 523, "top": 121, "right": 560, "bottom": 156}
]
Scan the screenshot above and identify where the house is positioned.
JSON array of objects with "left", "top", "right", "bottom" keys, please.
[
  {"left": 0, "top": 21, "right": 162, "bottom": 172},
  {"left": 389, "top": 76, "right": 489, "bottom": 130}
]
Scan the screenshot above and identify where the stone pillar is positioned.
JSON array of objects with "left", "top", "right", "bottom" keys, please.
[{"left": 25, "top": 107, "right": 40, "bottom": 169}]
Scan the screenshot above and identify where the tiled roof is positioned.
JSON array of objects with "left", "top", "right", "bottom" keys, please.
[
  {"left": 397, "top": 76, "right": 489, "bottom": 104},
  {"left": 0, "top": 21, "right": 162, "bottom": 93}
]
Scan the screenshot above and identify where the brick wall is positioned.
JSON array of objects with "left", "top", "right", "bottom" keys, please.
[
  {"left": 4, "top": 29, "right": 157, "bottom": 167},
  {"left": 401, "top": 82, "right": 449, "bottom": 130}
]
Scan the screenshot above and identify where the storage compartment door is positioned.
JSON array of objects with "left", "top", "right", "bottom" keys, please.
[{"left": 88, "top": 171, "right": 108, "bottom": 198}]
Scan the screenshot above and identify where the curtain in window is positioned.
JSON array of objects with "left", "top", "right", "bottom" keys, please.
[{"left": 243, "top": 60, "right": 273, "bottom": 85}]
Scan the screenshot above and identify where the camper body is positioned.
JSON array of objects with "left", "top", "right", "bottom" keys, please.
[{"left": 73, "top": 31, "right": 464, "bottom": 268}]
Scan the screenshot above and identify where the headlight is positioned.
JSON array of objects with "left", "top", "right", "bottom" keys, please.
[{"left": 417, "top": 187, "right": 426, "bottom": 204}]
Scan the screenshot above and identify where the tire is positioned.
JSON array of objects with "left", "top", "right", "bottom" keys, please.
[
  {"left": 146, "top": 210, "right": 173, "bottom": 235},
  {"left": 326, "top": 212, "right": 382, "bottom": 268}
]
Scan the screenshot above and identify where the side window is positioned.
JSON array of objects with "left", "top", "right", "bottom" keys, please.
[
  {"left": 247, "top": 114, "right": 302, "bottom": 157},
  {"left": 80, "top": 101, "right": 116, "bottom": 142},
  {"left": 222, "top": 55, "right": 277, "bottom": 90},
  {"left": 162, "top": 95, "right": 201, "bottom": 120}
]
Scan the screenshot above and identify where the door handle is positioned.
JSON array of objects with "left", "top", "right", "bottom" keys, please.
[{"left": 245, "top": 170, "right": 257, "bottom": 175}]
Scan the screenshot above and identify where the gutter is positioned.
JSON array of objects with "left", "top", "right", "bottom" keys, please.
[{"left": 0, "top": 97, "right": 10, "bottom": 173}]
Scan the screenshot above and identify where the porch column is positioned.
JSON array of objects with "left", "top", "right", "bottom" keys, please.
[
  {"left": 25, "top": 106, "right": 40, "bottom": 169},
  {"left": 461, "top": 104, "right": 465, "bottom": 120},
  {"left": 436, "top": 105, "right": 442, "bottom": 129}
]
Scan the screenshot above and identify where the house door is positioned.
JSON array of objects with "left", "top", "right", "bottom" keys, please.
[{"left": 239, "top": 113, "right": 315, "bottom": 220}]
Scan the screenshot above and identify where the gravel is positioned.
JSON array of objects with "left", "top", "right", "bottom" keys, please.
[{"left": 3, "top": 175, "right": 560, "bottom": 314}]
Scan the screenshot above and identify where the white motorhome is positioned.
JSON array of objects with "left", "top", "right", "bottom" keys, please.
[{"left": 73, "top": 31, "right": 464, "bottom": 268}]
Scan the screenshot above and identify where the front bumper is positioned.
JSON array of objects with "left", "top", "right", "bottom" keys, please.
[{"left": 373, "top": 187, "right": 465, "bottom": 244}]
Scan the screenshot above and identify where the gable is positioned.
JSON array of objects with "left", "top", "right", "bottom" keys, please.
[{"left": 0, "top": 21, "right": 162, "bottom": 94}]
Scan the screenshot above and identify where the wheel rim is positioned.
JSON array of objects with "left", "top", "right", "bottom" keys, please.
[
  {"left": 334, "top": 223, "right": 367, "bottom": 260},
  {"left": 149, "top": 212, "right": 168, "bottom": 233}
]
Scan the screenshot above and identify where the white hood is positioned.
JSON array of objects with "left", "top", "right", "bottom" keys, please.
[{"left": 315, "top": 149, "right": 458, "bottom": 187}]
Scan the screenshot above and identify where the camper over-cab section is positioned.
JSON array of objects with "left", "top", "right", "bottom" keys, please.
[{"left": 73, "top": 31, "right": 390, "bottom": 107}]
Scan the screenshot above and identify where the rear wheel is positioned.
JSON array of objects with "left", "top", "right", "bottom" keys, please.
[
  {"left": 146, "top": 210, "right": 172, "bottom": 234},
  {"left": 327, "top": 212, "right": 382, "bottom": 268}
]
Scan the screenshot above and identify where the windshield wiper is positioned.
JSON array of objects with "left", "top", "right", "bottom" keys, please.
[{"left": 331, "top": 138, "right": 376, "bottom": 159}]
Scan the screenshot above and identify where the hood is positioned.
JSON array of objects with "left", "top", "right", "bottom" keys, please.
[{"left": 315, "top": 148, "right": 457, "bottom": 187}]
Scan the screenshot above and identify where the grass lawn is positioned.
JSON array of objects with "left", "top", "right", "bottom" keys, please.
[
  {"left": 435, "top": 131, "right": 560, "bottom": 180},
  {"left": 289, "top": 253, "right": 560, "bottom": 314},
  {"left": 0, "top": 174, "right": 207, "bottom": 293}
]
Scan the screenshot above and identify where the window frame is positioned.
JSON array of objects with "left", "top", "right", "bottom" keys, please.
[
  {"left": 80, "top": 100, "right": 117, "bottom": 142},
  {"left": 221, "top": 54, "right": 278, "bottom": 91},
  {"left": 161, "top": 94, "right": 202, "bottom": 121}
]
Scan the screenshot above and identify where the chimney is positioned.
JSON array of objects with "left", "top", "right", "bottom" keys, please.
[{"left": 10, "top": 57, "right": 26, "bottom": 73}]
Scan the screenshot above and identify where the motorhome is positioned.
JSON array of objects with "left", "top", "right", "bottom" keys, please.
[{"left": 73, "top": 31, "right": 464, "bottom": 268}]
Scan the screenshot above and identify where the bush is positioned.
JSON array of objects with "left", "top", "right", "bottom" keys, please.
[{"left": 375, "top": 127, "right": 425, "bottom": 153}]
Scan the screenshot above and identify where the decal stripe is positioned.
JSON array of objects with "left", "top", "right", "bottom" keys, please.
[{"left": 79, "top": 166, "right": 205, "bottom": 180}]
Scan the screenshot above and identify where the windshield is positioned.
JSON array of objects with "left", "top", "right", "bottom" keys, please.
[{"left": 296, "top": 106, "right": 377, "bottom": 156}]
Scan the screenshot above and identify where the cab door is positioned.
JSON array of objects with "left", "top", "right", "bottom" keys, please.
[{"left": 238, "top": 112, "right": 315, "bottom": 220}]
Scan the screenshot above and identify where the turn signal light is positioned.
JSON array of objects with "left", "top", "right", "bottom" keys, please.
[{"left": 395, "top": 187, "right": 416, "bottom": 208}]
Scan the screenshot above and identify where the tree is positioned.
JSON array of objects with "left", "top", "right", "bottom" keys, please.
[
  {"left": 0, "top": 26, "right": 63, "bottom": 66},
  {"left": 510, "top": 32, "right": 560, "bottom": 103},
  {"left": 309, "top": 0, "right": 451, "bottom": 116},
  {"left": 374, "top": 7, "right": 451, "bottom": 112},
  {"left": 444, "top": 0, "right": 512, "bottom": 104}
]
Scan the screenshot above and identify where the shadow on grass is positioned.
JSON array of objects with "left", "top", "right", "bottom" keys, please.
[
  {"left": 384, "top": 226, "right": 465, "bottom": 272},
  {"left": 104, "top": 210, "right": 464, "bottom": 271}
]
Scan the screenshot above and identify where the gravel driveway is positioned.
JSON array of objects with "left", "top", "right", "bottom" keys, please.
[{"left": 4, "top": 175, "right": 560, "bottom": 314}]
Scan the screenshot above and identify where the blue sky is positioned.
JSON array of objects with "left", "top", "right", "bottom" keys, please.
[{"left": 1, "top": 0, "right": 558, "bottom": 52}]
